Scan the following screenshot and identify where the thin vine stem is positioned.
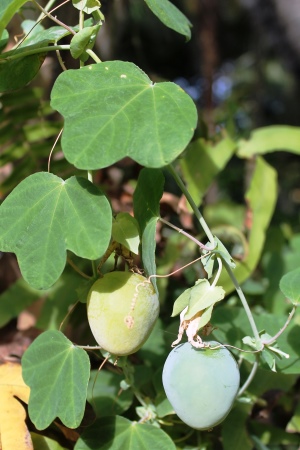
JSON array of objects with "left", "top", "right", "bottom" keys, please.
[
  {"left": 167, "top": 163, "right": 215, "bottom": 245},
  {"left": 33, "top": 0, "right": 76, "bottom": 35},
  {"left": 222, "top": 260, "right": 261, "bottom": 343},
  {"left": 37, "top": 0, "right": 59, "bottom": 20},
  {"left": 160, "top": 218, "right": 213, "bottom": 250},
  {"left": 87, "top": 170, "right": 98, "bottom": 277},
  {"left": 168, "top": 164, "right": 261, "bottom": 344},
  {"left": 238, "top": 360, "right": 259, "bottom": 396},
  {"left": 0, "top": 45, "right": 70, "bottom": 62}
]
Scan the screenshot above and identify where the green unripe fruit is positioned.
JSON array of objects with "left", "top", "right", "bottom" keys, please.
[
  {"left": 87, "top": 272, "right": 159, "bottom": 356},
  {"left": 162, "top": 341, "right": 240, "bottom": 430}
]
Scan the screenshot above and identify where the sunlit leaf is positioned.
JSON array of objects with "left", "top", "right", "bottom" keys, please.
[
  {"left": 112, "top": 212, "right": 140, "bottom": 254},
  {"left": 185, "top": 279, "right": 225, "bottom": 320},
  {"left": 0, "top": 172, "right": 112, "bottom": 289},
  {"left": 72, "top": 0, "right": 101, "bottom": 14},
  {"left": 51, "top": 61, "right": 197, "bottom": 169},
  {"left": 22, "top": 330, "right": 90, "bottom": 430},
  {"left": 74, "top": 416, "right": 176, "bottom": 449},
  {"left": 144, "top": 0, "right": 192, "bottom": 40},
  {"left": 237, "top": 126, "right": 300, "bottom": 158},
  {"left": 0, "top": 0, "right": 29, "bottom": 36},
  {"left": 219, "top": 157, "right": 277, "bottom": 292},
  {"left": 171, "top": 287, "right": 192, "bottom": 317},
  {"left": 180, "top": 135, "right": 236, "bottom": 208}
]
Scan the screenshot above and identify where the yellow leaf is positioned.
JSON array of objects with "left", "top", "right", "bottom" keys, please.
[{"left": 0, "top": 362, "right": 32, "bottom": 450}]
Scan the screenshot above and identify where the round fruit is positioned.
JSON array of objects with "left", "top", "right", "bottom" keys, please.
[
  {"left": 162, "top": 341, "right": 240, "bottom": 430},
  {"left": 87, "top": 271, "right": 159, "bottom": 356}
]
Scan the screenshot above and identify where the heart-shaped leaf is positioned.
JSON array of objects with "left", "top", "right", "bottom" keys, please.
[
  {"left": 0, "top": 172, "right": 112, "bottom": 289},
  {"left": 22, "top": 330, "right": 90, "bottom": 430},
  {"left": 51, "top": 61, "right": 197, "bottom": 169}
]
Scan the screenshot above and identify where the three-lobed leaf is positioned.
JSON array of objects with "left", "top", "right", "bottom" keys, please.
[
  {"left": 22, "top": 330, "right": 90, "bottom": 430},
  {"left": 51, "top": 61, "right": 197, "bottom": 169},
  {"left": 0, "top": 172, "right": 112, "bottom": 289}
]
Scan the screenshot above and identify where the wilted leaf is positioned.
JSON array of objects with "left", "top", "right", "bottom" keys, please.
[{"left": 0, "top": 362, "right": 32, "bottom": 450}]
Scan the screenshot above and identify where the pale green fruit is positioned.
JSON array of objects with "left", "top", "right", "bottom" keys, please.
[
  {"left": 87, "top": 272, "right": 159, "bottom": 356},
  {"left": 162, "top": 341, "right": 240, "bottom": 430}
]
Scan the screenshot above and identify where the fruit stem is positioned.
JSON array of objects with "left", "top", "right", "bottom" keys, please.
[{"left": 238, "top": 359, "right": 259, "bottom": 396}]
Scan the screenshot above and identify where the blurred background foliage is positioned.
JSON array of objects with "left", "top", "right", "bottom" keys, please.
[{"left": 1, "top": 1, "right": 300, "bottom": 447}]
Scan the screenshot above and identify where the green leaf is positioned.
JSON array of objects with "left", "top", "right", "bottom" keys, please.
[
  {"left": 219, "top": 157, "right": 277, "bottom": 292},
  {"left": 0, "top": 172, "right": 112, "bottom": 289},
  {"left": 87, "top": 370, "right": 134, "bottom": 417},
  {"left": 212, "top": 306, "right": 300, "bottom": 374},
  {"left": 237, "top": 126, "right": 300, "bottom": 158},
  {"left": 222, "top": 403, "right": 253, "bottom": 450},
  {"left": 0, "top": 0, "right": 29, "bottom": 37},
  {"left": 74, "top": 416, "right": 176, "bottom": 449},
  {"left": 133, "top": 169, "right": 164, "bottom": 288},
  {"left": 279, "top": 267, "right": 300, "bottom": 305},
  {"left": 0, "top": 29, "right": 9, "bottom": 52},
  {"left": 51, "top": 61, "right": 197, "bottom": 169},
  {"left": 0, "top": 50, "right": 47, "bottom": 91},
  {"left": 171, "top": 287, "right": 192, "bottom": 317},
  {"left": 286, "top": 401, "right": 300, "bottom": 433},
  {"left": 72, "top": 0, "right": 101, "bottom": 14},
  {"left": 22, "top": 330, "right": 90, "bottom": 430},
  {"left": 31, "top": 432, "right": 68, "bottom": 450},
  {"left": 70, "top": 25, "right": 100, "bottom": 60},
  {"left": 180, "top": 135, "right": 236, "bottom": 208},
  {"left": 185, "top": 279, "right": 225, "bottom": 320},
  {"left": 144, "top": 0, "right": 192, "bottom": 41},
  {"left": 112, "top": 212, "right": 140, "bottom": 254}
]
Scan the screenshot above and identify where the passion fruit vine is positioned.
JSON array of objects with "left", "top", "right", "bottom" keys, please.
[
  {"left": 162, "top": 341, "right": 240, "bottom": 430},
  {"left": 87, "top": 271, "right": 159, "bottom": 356}
]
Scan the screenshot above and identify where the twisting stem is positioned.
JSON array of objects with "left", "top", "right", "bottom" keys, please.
[
  {"left": 263, "top": 305, "right": 296, "bottom": 345},
  {"left": 167, "top": 164, "right": 215, "bottom": 245}
]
